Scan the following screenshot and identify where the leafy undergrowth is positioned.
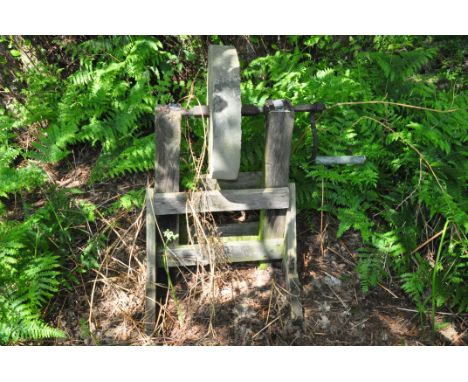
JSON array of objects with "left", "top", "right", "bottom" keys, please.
[{"left": 1, "top": 35, "right": 467, "bottom": 344}]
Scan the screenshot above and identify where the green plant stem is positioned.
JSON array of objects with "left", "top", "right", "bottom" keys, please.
[{"left": 432, "top": 219, "right": 450, "bottom": 331}]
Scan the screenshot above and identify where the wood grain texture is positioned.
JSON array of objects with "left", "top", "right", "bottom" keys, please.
[
  {"left": 154, "top": 106, "right": 181, "bottom": 245},
  {"left": 145, "top": 106, "right": 181, "bottom": 335},
  {"left": 201, "top": 171, "right": 262, "bottom": 191},
  {"left": 145, "top": 188, "right": 157, "bottom": 334},
  {"left": 157, "top": 238, "right": 284, "bottom": 267},
  {"left": 153, "top": 187, "right": 289, "bottom": 215},
  {"left": 284, "top": 183, "right": 303, "bottom": 321},
  {"left": 218, "top": 221, "right": 259, "bottom": 237},
  {"left": 179, "top": 220, "right": 259, "bottom": 244},
  {"left": 155, "top": 105, "right": 182, "bottom": 193},
  {"left": 262, "top": 100, "right": 295, "bottom": 239}
]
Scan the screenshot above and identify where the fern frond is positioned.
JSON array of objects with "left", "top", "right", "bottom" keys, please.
[
  {"left": 0, "top": 295, "right": 66, "bottom": 344},
  {"left": 90, "top": 134, "right": 154, "bottom": 181}
]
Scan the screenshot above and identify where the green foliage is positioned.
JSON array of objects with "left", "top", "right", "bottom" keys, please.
[
  {"left": 0, "top": 186, "right": 99, "bottom": 344},
  {"left": 13, "top": 36, "right": 182, "bottom": 180},
  {"left": 119, "top": 188, "right": 145, "bottom": 211},
  {"left": 79, "top": 234, "right": 105, "bottom": 273},
  {"left": 240, "top": 36, "right": 468, "bottom": 314},
  {"left": 91, "top": 135, "right": 154, "bottom": 181},
  {"left": 0, "top": 36, "right": 186, "bottom": 343},
  {"left": 0, "top": 204, "right": 63, "bottom": 343},
  {"left": 108, "top": 188, "right": 145, "bottom": 213},
  {"left": 0, "top": 111, "right": 47, "bottom": 202},
  {"left": 401, "top": 264, "right": 430, "bottom": 314},
  {"left": 0, "top": 36, "right": 466, "bottom": 343}
]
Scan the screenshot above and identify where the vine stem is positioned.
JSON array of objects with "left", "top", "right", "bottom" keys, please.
[
  {"left": 330, "top": 100, "right": 459, "bottom": 113},
  {"left": 320, "top": 178, "right": 325, "bottom": 257},
  {"left": 432, "top": 219, "right": 450, "bottom": 332}
]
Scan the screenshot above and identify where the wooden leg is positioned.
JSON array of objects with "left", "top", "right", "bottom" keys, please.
[
  {"left": 144, "top": 106, "right": 181, "bottom": 335},
  {"left": 284, "top": 183, "right": 303, "bottom": 322},
  {"left": 145, "top": 188, "right": 157, "bottom": 335},
  {"left": 261, "top": 101, "right": 302, "bottom": 322}
]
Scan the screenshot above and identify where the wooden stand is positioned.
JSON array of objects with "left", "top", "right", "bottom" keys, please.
[{"left": 145, "top": 101, "right": 303, "bottom": 334}]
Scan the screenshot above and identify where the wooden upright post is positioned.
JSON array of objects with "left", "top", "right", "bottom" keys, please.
[
  {"left": 145, "top": 188, "right": 156, "bottom": 335},
  {"left": 262, "top": 100, "right": 302, "bottom": 322},
  {"left": 285, "top": 182, "right": 303, "bottom": 321},
  {"left": 262, "top": 100, "right": 295, "bottom": 238},
  {"left": 145, "top": 105, "right": 181, "bottom": 335},
  {"left": 154, "top": 105, "right": 181, "bottom": 245}
]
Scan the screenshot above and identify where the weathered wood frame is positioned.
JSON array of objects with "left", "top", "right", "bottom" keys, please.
[
  {"left": 145, "top": 105, "right": 181, "bottom": 334},
  {"left": 145, "top": 101, "right": 303, "bottom": 334},
  {"left": 152, "top": 187, "right": 289, "bottom": 216},
  {"left": 261, "top": 101, "right": 302, "bottom": 321}
]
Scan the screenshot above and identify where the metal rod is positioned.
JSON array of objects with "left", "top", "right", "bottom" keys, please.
[
  {"left": 315, "top": 156, "right": 367, "bottom": 165},
  {"left": 310, "top": 112, "right": 318, "bottom": 161},
  {"left": 175, "top": 102, "right": 325, "bottom": 117}
]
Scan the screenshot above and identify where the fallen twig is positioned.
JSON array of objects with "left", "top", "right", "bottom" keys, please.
[{"left": 252, "top": 314, "right": 283, "bottom": 339}]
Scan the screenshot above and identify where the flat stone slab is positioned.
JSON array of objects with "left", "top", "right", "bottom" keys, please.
[{"left": 207, "top": 45, "right": 242, "bottom": 180}]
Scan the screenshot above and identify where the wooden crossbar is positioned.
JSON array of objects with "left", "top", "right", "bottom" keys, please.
[
  {"left": 157, "top": 238, "right": 284, "bottom": 267},
  {"left": 153, "top": 187, "right": 289, "bottom": 216},
  {"left": 180, "top": 221, "right": 259, "bottom": 243}
]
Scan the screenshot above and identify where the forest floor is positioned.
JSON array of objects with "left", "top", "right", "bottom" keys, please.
[
  {"left": 41, "top": 209, "right": 467, "bottom": 346},
  {"left": 31, "top": 147, "right": 467, "bottom": 346}
]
